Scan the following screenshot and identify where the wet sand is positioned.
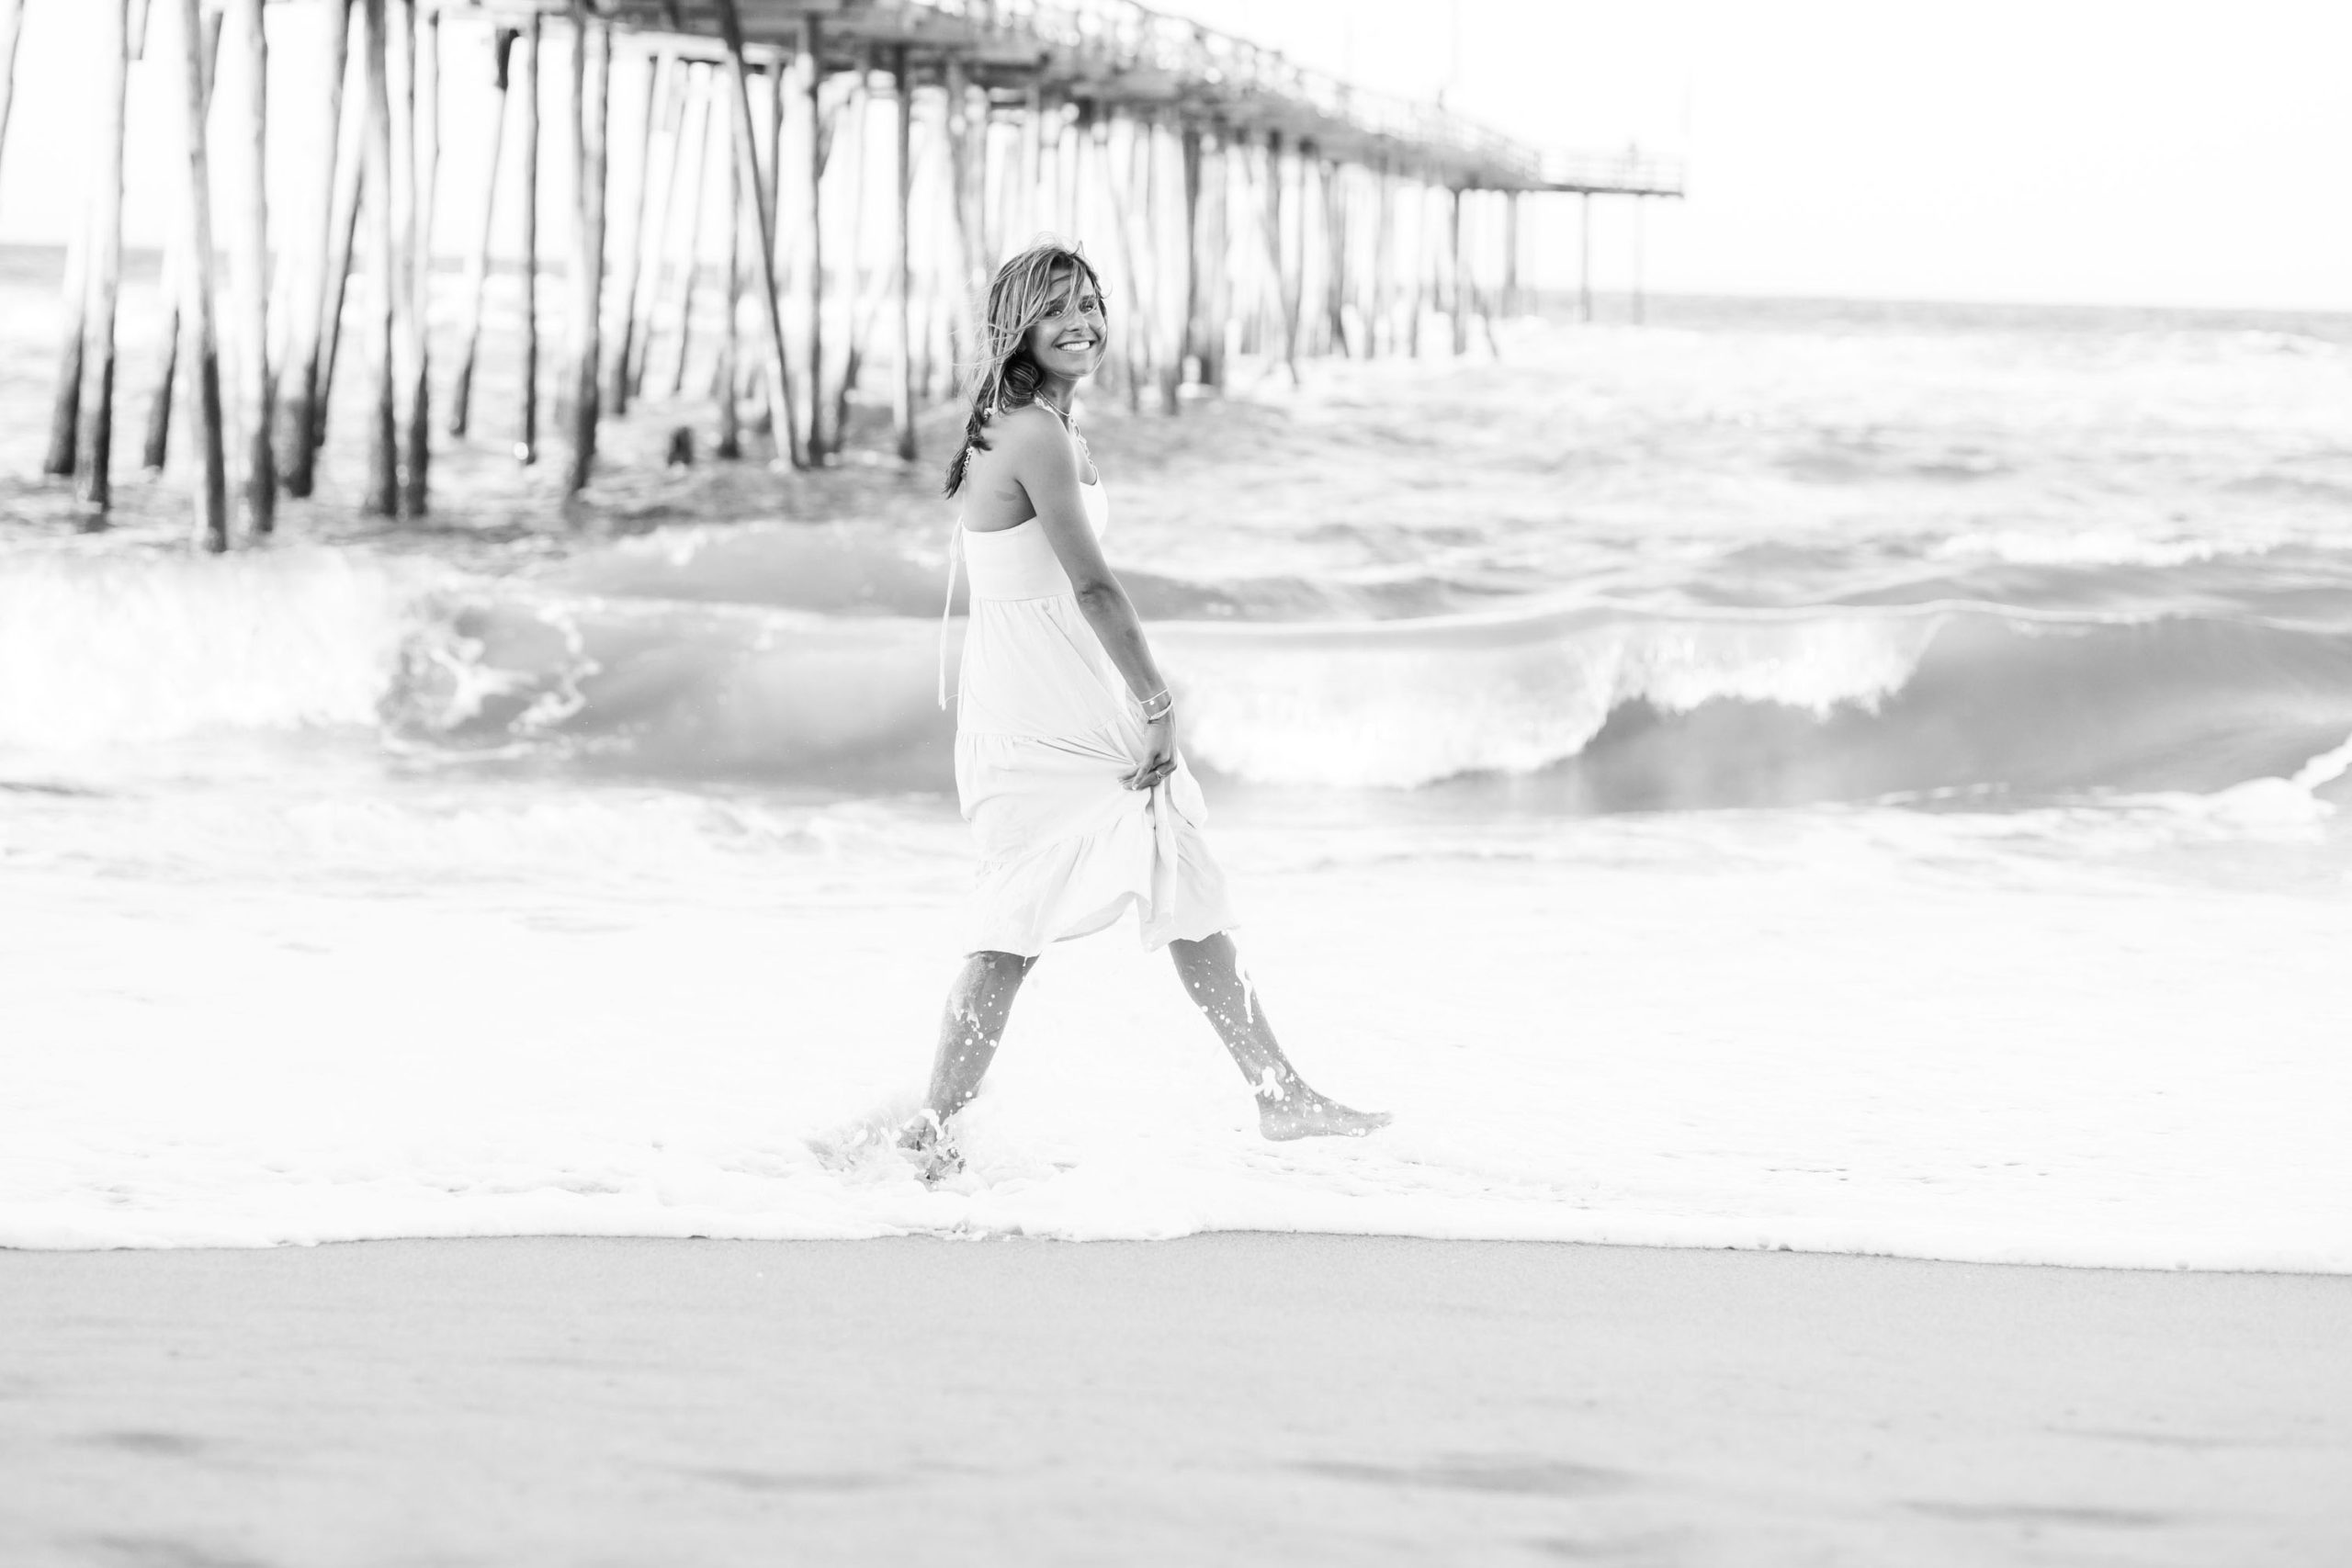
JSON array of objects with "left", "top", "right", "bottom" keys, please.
[{"left": 2, "top": 1235, "right": 2347, "bottom": 1566}]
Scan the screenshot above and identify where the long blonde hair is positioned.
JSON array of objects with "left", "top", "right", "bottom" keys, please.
[{"left": 943, "top": 241, "right": 1109, "bottom": 497}]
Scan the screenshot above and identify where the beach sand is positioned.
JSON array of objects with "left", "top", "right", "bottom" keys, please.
[{"left": 3, "top": 1235, "right": 2346, "bottom": 1566}]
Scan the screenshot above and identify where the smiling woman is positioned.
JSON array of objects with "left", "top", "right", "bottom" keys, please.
[{"left": 910, "top": 240, "right": 1387, "bottom": 1177}]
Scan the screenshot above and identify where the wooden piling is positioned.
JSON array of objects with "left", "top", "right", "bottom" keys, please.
[
  {"left": 1502, "top": 189, "right": 1520, "bottom": 318},
  {"left": 0, "top": 0, "right": 25, "bottom": 194},
  {"left": 715, "top": 96, "right": 741, "bottom": 461},
  {"left": 607, "top": 47, "right": 660, "bottom": 415},
  {"left": 889, "top": 46, "right": 913, "bottom": 462},
  {"left": 1179, "top": 125, "right": 1203, "bottom": 385},
  {"left": 173, "top": 0, "right": 227, "bottom": 551},
  {"left": 1098, "top": 112, "right": 1146, "bottom": 412},
  {"left": 226, "top": 0, "right": 274, "bottom": 535},
  {"left": 1320, "top": 154, "right": 1350, "bottom": 358},
  {"left": 710, "top": 0, "right": 801, "bottom": 469},
  {"left": 662, "top": 67, "right": 712, "bottom": 399},
  {"left": 311, "top": 20, "right": 367, "bottom": 460},
  {"left": 1258, "top": 131, "right": 1297, "bottom": 384},
  {"left": 401, "top": 5, "right": 438, "bottom": 513},
  {"left": 43, "top": 194, "right": 88, "bottom": 478},
  {"left": 72, "top": 0, "right": 130, "bottom": 514},
  {"left": 514, "top": 14, "right": 540, "bottom": 464},
  {"left": 627, "top": 56, "right": 690, "bottom": 399},
  {"left": 280, "top": 0, "right": 348, "bottom": 494},
  {"left": 1150, "top": 121, "right": 1185, "bottom": 412},
  {"left": 1193, "top": 129, "right": 1228, "bottom": 389},
  {"left": 830, "top": 55, "right": 873, "bottom": 447},
  {"left": 1449, "top": 185, "right": 1467, "bottom": 355},
  {"left": 563, "top": 6, "right": 607, "bottom": 496},
  {"left": 141, "top": 6, "right": 220, "bottom": 475},
  {"left": 1631, "top": 197, "right": 1645, "bottom": 325},
  {"left": 1578, "top": 190, "right": 1592, "bottom": 323},
  {"left": 447, "top": 26, "right": 513, "bottom": 438},
  {"left": 383, "top": 0, "right": 424, "bottom": 513},
  {"left": 359, "top": 0, "right": 398, "bottom": 511},
  {"left": 797, "top": 17, "right": 826, "bottom": 460}
]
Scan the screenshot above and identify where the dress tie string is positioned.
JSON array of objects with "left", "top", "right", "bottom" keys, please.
[{"left": 936, "top": 523, "right": 964, "bottom": 711}]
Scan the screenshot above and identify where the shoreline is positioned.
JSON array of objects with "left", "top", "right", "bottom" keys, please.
[{"left": 6, "top": 1234, "right": 2347, "bottom": 1565}]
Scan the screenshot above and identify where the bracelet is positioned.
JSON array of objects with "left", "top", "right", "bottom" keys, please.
[{"left": 1137, "top": 687, "right": 1173, "bottom": 721}]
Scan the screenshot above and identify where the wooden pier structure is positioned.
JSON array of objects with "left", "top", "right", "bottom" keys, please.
[{"left": 0, "top": 0, "right": 1683, "bottom": 549}]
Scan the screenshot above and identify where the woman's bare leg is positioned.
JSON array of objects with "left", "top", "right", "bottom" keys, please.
[
  {"left": 1170, "top": 931, "right": 1389, "bottom": 1140},
  {"left": 903, "top": 950, "right": 1037, "bottom": 1173}
]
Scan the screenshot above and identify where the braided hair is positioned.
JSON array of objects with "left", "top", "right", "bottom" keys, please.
[{"left": 943, "top": 240, "right": 1110, "bottom": 498}]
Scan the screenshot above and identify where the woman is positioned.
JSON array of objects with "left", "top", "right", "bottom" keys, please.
[{"left": 908, "top": 242, "right": 1386, "bottom": 1176}]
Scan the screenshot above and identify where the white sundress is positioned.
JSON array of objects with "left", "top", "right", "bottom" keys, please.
[{"left": 943, "top": 454, "right": 1236, "bottom": 958}]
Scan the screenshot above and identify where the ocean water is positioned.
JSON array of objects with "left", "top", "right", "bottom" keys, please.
[{"left": 5, "top": 275, "right": 2350, "bottom": 1268}]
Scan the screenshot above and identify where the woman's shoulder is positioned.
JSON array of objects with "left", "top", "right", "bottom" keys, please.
[
  {"left": 981, "top": 402, "right": 1063, "bottom": 443},
  {"left": 979, "top": 403, "right": 1075, "bottom": 466}
]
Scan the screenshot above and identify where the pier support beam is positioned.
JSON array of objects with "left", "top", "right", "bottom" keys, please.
[
  {"left": 889, "top": 47, "right": 913, "bottom": 462},
  {"left": 173, "top": 0, "right": 227, "bottom": 551},
  {"left": 1192, "top": 129, "right": 1227, "bottom": 389},
  {"left": 797, "top": 17, "right": 825, "bottom": 460},
  {"left": 74, "top": 0, "right": 130, "bottom": 514},
  {"left": 563, "top": 5, "right": 607, "bottom": 498},
  {"left": 712, "top": 0, "right": 802, "bottom": 470},
  {"left": 402, "top": 5, "right": 437, "bottom": 514},
  {"left": 1503, "top": 190, "right": 1520, "bottom": 319},
  {"left": 311, "top": 19, "right": 366, "bottom": 465},
  {"left": 715, "top": 64, "right": 741, "bottom": 460},
  {"left": 1439, "top": 184, "right": 1458, "bottom": 355},
  {"left": 359, "top": 0, "right": 398, "bottom": 512},
  {"left": 142, "top": 7, "right": 221, "bottom": 477},
  {"left": 626, "top": 53, "right": 687, "bottom": 400},
  {"left": 661, "top": 67, "right": 710, "bottom": 399},
  {"left": 43, "top": 189, "right": 88, "bottom": 477},
  {"left": 281, "top": 0, "right": 348, "bottom": 494},
  {"left": 447, "top": 27, "right": 513, "bottom": 438},
  {"left": 0, "top": 0, "right": 25, "bottom": 198},
  {"left": 227, "top": 0, "right": 274, "bottom": 535},
  {"left": 607, "top": 47, "right": 659, "bottom": 416},
  {"left": 1258, "top": 131, "right": 1296, "bottom": 384},
  {"left": 1578, "top": 190, "right": 1592, "bottom": 323},
  {"left": 514, "top": 15, "right": 540, "bottom": 465},
  {"left": 1632, "top": 198, "right": 1646, "bottom": 325},
  {"left": 1320, "top": 153, "right": 1348, "bottom": 358}
]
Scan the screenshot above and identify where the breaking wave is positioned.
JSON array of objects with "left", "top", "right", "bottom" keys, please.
[{"left": 6, "top": 541, "right": 2347, "bottom": 811}]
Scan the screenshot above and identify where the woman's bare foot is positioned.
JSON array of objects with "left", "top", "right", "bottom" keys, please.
[
  {"left": 1259, "top": 1090, "right": 1392, "bottom": 1142},
  {"left": 897, "top": 1110, "right": 961, "bottom": 1182}
]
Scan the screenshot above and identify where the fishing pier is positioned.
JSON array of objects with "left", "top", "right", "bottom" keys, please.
[{"left": 1, "top": 0, "right": 1685, "bottom": 549}]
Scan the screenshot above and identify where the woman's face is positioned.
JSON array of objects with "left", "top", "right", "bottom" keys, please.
[{"left": 1023, "top": 266, "right": 1108, "bottom": 382}]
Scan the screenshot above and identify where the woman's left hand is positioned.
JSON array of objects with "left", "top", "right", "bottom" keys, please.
[{"left": 1125, "top": 711, "right": 1178, "bottom": 790}]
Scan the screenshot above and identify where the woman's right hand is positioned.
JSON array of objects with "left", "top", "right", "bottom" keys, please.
[{"left": 1125, "top": 711, "right": 1178, "bottom": 791}]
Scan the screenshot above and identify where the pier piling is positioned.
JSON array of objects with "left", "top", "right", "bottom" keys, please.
[
  {"left": 607, "top": 45, "right": 658, "bottom": 417},
  {"left": 402, "top": 4, "right": 438, "bottom": 513},
  {"left": 227, "top": 0, "right": 274, "bottom": 536},
  {"left": 281, "top": 0, "right": 348, "bottom": 494},
  {"left": 74, "top": 0, "right": 130, "bottom": 514},
  {"left": 359, "top": 0, "right": 397, "bottom": 512},
  {"left": 447, "top": 26, "right": 512, "bottom": 439},
  {"left": 514, "top": 13, "right": 539, "bottom": 465},
  {"left": 311, "top": 17, "right": 366, "bottom": 462},
  {"left": 172, "top": 0, "right": 226, "bottom": 551},
  {"left": 562, "top": 5, "right": 607, "bottom": 497}
]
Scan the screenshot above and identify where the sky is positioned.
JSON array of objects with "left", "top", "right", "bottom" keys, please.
[
  {"left": 0, "top": 0, "right": 2343, "bottom": 312},
  {"left": 1160, "top": 0, "right": 2352, "bottom": 311}
]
